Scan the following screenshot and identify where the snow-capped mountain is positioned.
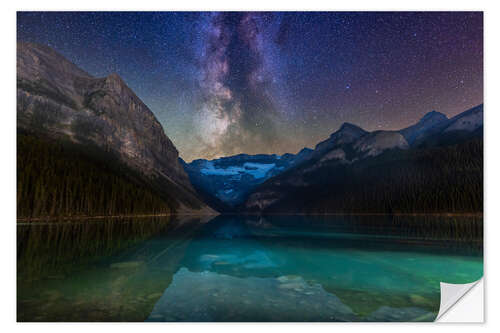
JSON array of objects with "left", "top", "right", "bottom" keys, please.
[
  {"left": 400, "top": 105, "right": 483, "bottom": 146},
  {"left": 353, "top": 130, "right": 409, "bottom": 157},
  {"left": 183, "top": 104, "right": 483, "bottom": 213},
  {"left": 244, "top": 104, "right": 483, "bottom": 214},
  {"left": 311, "top": 123, "right": 367, "bottom": 158},
  {"left": 182, "top": 150, "right": 316, "bottom": 207},
  {"left": 444, "top": 104, "right": 483, "bottom": 132},
  {"left": 400, "top": 111, "right": 449, "bottom": 144}
]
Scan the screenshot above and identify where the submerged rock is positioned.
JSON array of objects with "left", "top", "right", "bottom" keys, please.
[
  {"left": 109, "top": 261, "right": 144, "bottom": 269},
  {"left": 277, "top": 275, "right": 301, "bottom": 283},
  {"left": 147, "top": 293, "right": 163, "bottom": 300},
  {"left": 364, "top": 306, "right": 434, "bottom": 322},
  {"left": 146, "top": 267, "right": 357, "bottom": 322},
  {"left": 409, "top": 294, "right": 434, "bottom": 307}
]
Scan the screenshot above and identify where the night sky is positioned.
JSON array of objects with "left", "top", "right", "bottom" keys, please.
[{"left": 17, "top": 12, "right": 483, "bottom": 161}]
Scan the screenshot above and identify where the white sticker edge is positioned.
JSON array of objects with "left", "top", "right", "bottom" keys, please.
[{"left": 435, "top": 277, "right": 484, "bottom": 322}]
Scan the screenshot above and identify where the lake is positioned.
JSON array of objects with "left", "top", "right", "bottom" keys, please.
[{"left": 17, "top": 214, "right": 483, "bottom": 322}]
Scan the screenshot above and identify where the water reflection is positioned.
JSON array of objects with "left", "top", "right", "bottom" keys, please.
[
  {"left": 17, "top": 214, "right": 483, "bottom": 322},
  {"left": 17, "top": 215, "right": 208, "bottom": 321}
]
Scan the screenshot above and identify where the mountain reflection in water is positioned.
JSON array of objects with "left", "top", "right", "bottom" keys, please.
[{"left": 17, "top": 215, "right": 483, "bottom": 322}]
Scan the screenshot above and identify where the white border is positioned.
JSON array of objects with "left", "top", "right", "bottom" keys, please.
[{"left": 2, "top": 0, "right": 498, "bottom": 331}]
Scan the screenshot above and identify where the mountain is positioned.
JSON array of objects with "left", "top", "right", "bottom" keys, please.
[
  {"left": 243, "top": 105, "right": 483, "bottom": 214},
  {"left": 291, "top": 147, "right": 315, "bottom": 166},
  {"left": 296, "top": 125, "right": 409, "bottom": 172},
  {"left": 444, "top": 104, "right": 483, "bottom": 132},
  {"left": 313, "top": 122, "right": 368, "bottom": 157},
  {"left": 400, "top": 111, "right": 449, "bottom": 145},
  {"left": 17, "top": 42, "right": 214, "bottom": 218},
  {"left": 182, "top": 153, "right": 302, "bottom": 209},
  {"left": 353, "top": 130, "right": 409, "bottom": 157},
  {"left": 412, "top": 104, "right": 483, "bottom": 148},
  {"left": 181, "top": 123, "right": 372, "bottom": 211}
]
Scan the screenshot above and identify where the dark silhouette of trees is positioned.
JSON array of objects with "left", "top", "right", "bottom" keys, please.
[
  {"left": 17, "top": 132, "right": 175, "bottom": 218},
  {"left": 259, "top": 138, "right": 483, "bottom": 214}
]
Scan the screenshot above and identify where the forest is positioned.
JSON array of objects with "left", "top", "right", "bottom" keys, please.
[
  {"left": 251, "top": 137, "right": 483, "bottom": 214},
  {"left": 17, "top": 131, "right": 177, "bottom": 219}
]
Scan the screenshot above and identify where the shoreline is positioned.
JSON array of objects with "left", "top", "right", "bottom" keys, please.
[
  {"left": 16, "top": 212, "right": 219, "bottom": 223},
  {"left": 16, "top": 211, "right": 483, "bottom": 223}
]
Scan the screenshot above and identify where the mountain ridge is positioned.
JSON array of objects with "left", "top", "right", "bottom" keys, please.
[
  {"left": 17, "top": 41, "right": 214, "bottom": 217},
  {"left": 184, "top": 105, "right": 482, "bottom": 212},
  {"left": 17, "top": 42, "right": 482, "bottom": 217},
  {"left": 242, "top": 104, "right": 483, "bottom": 214},
  {"left": 400, "top": 110, "right": 449, "bottom": 144}
]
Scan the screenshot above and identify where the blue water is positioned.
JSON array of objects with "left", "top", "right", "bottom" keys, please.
[{"left": 17, "top": 215, "right": 483, "bottom": 322}]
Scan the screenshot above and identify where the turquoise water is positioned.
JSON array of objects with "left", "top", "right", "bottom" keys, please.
[{"left": 17, "top": 215, "right": 483, "bottom": 322}]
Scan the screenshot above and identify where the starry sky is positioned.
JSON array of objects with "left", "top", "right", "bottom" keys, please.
[{"left": 17, "top": 12, "right": 483, "bottom": 161}]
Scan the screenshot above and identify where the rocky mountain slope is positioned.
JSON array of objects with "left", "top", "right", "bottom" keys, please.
[
  {"left": 444, "top": 104, "right": 483, "bottom": 132},
  {"left": 17, "top": 42, "right": 213, "bottom": 217},
  {"left": 400, "top": 105, "right": 483, "bottom": 147},
  {"left": 182, "top": 152, "right": 308, "bottom": 209},
  {"left": 312, "top": 122, "right": 368, "bottom": 158},
  {"left": 400, "top": 111, "right": 449, "bottom": 145},
  {"left": 183, "top": 105, "right": 483, "bottom": 214},
  {"left": 243, "top": 105, "right": 483, "bottom": 214},
  {"left": 183, "top": 123, "right": 390, "bottom": 211}
]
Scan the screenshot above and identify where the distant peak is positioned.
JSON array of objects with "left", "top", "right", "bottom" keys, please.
[
  {"left": 456, "top": 104, "right": 483, "bottom": 117},
  {"left": 339, "top": 122, "right": 360, "bottom": 130},
  {"left": 331, "top": 122, "right": 367, "bottom": 137},
  {"left": 314, "top": 122, "right": 367, "bottom": 151},
  {"left": 420, "top": 110, "right": 447, "bottom": 122},
  {"left": 298, "top": 147, "right": 313, "bottom": 154}
]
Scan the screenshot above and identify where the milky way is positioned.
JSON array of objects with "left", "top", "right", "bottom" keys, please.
[
  {"left": 191, "top": 12, "right": 288, "bottom": 159},
  {"left": 17, "top": 12, "right": 483, "bottom": 161}
]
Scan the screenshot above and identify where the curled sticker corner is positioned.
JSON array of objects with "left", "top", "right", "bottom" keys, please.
[{"left": 435, "top": 278, "right": 483, "bottom": 322}]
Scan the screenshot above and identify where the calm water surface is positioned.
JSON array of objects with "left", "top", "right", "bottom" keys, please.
[{"left": 17, "top": 215, "right": 483, "bottom": 322}]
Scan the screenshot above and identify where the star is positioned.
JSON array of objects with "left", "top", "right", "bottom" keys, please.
[{"left": 16, "top": 11, "right": 483, "bottom": 161}]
